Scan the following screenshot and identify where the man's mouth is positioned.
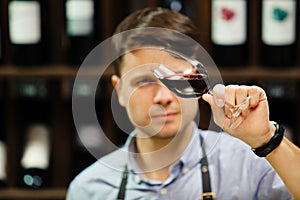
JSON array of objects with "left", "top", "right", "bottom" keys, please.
[{"left": 151, "top": 112, "right": 178, "bottom": 121}]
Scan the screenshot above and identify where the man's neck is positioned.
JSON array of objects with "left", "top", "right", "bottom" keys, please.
[{"left": 134, "top": 122, "right": 195, "bottom": 181}]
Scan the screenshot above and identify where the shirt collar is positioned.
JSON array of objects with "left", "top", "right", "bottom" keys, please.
[
  {"left": 179, "top": 124, "right": 203, "bottom": 169},
  {"left": 125, "top": 122, "right": 204, "bottom": 174}
]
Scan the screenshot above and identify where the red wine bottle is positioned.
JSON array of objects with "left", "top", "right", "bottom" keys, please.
[
  {"left": 211, "top": 0, "right": 248, "bottom": 67},
  {"left": 14, "top": 79, "right": 51, "bottom": 188},
  {"left": 260, "top": 0, "right": 298, "bottom": 67},
  {"left": 65, "top": 0, "right": 96, "bottom": 66},
  {"left": 8, "top": 0, "right": 47, "bottom": 66},
  {"left": 20, "top": 124, "right": 50, "bottom": 189}
]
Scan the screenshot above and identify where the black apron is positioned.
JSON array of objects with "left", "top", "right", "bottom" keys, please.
[{"left": 117, "top": 135, "right": 215, "bottom": 200}]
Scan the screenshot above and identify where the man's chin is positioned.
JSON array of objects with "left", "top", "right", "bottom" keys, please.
[{"left": 135, "top": 126, "right": 179, "bottom": 140}]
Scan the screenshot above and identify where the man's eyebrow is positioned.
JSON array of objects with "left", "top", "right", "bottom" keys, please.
[
  {"left": 160, "top": 63, "right": 192, "bottom": 74},
  {"left": 130, "top": 73, "right": 154, "bottom": 80}
]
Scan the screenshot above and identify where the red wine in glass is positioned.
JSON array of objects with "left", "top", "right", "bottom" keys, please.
[{"left": 158, "top": 73, "right": 210, "bottom": 98}]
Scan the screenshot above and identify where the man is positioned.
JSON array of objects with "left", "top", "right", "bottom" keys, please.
[{"left": 67, "top": 7, "right": 300, "bottom": 199}]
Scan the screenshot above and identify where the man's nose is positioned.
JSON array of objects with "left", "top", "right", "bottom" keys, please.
[{"left": 153, "top": 84, "right": 174, "bottom": 105}]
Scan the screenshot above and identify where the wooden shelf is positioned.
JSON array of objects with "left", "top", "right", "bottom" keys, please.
[
  {"left": 0, "top": 188, "right": 67, "bottom": 200},
  {"left": 0, "top": 65, "right": 299, "bottom": 80},
  {"left": 0, "top": 65, "right": 114, "bottom": 78},
  {"left": 219, "top": 66, "right": 300, "bottom": 80},
  {"left": 0, "top": 66, "right": 76, "bottom": 77}
]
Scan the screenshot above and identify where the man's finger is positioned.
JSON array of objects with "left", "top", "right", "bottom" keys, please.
[{"left": 212, "top": 84, "right": 225, "bottom": 107}]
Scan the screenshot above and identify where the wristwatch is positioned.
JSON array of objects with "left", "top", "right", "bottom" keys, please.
[{"left": 251, "top": 121, "right": 285, "bottom": 157}]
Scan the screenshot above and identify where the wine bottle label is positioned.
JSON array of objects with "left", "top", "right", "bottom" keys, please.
[
  {"left": 211, "top": 0, "right": 247, "bottom": 45},
  {"left": 0, "top": 141, "right": 6, "bottom": 181},
  {"left": 262, "top": 0, "right": 296, "bottom": 45},
  {"left": 72, "top": 79, "right": 95, "bottom": 97},
  {"left": 21, "top": 124, "right": 50, "bottom": 170},
  {"left": 66, "top": 0, "right": 94, "bottom": 36},
  {"left": 18, "top": 81, "right": 47, "bottom": 98},
  {"left": 8, "top": 1, "right": 41, "bottom": 44}
]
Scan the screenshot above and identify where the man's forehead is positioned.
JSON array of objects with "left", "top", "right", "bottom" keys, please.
[
  {"left": 120, "top": 49, "right": 192, "bottom": 75},
  {"left": 120, "top": 64, "right": 157, "bottom": 81}
]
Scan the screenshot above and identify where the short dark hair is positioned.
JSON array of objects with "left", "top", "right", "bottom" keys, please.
[{"left": 112, "top": 7, "right": 201, "bottom": 75}]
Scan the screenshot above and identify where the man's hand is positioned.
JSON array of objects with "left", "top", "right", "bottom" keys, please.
[{"left": 202, "top": 84, "right": 275, "bottom": 148}]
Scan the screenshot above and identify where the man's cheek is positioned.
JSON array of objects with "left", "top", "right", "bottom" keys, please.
[
  {"left": 127, "top": 98, "right": 149, "bottom": 127},
  {"left": 128, "top": 108, "right": 149, "bottom": 127},
  {"left": 180, "top": 99, "right": 199, "bottom": 117}
]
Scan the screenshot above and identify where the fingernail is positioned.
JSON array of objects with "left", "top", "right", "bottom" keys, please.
[{"left": 217, "top": 98, "right": 225, "bottom": 107}]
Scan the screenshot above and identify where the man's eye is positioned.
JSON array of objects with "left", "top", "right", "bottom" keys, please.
[{"left": 136, "top": 78, "right": 156, "bottom": 86}]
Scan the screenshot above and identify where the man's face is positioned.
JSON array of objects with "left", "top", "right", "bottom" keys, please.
[{"left": 113, "top": 48, "right": 199, "bottom": 139}]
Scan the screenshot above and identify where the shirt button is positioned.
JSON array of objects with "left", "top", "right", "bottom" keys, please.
[
  {"left": 182, "top": 167, "right": 189, "bottom": 174},
  {"left": 160, "top": 188, "right": 167, "bottom": 195},
  {"left": 135, "top": 175, "right": 141, "bottom": 182},
  {"left": 201, "top": 165, "right": 208, "bottom": 173}
]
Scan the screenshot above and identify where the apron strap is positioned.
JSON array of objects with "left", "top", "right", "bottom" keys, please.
[
  {"left": 117, "top": 165, "right": 128, "bottom": 200},
  {"left": 116, "top": 134, "right": 216, "bottom": 200},
  {"left": 199, "top": 143, "right": 216, "bottom": 200}
]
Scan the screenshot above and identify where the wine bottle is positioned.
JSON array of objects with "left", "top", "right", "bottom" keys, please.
[
  {"left": 65, "top": 0, "right": 96, "bottom": 66},
  {"left": 260, "top": 81, "right": 297, "bottom": 141},
  {"left": 14, "top": 79, "right": 51, "bottom": 188},
  {"left": 0, "top": 26, "right": 2, "bottom": 64},
  {"left": 70, "top": 79, "right": 101, "bottom": 178},
  {"left": 14, "top": 79, "right": 50, "bottom": 130},
  {"left": 0, "top": 81, "right": 7, "bottom": 187},
  {"left": 71, "top": 125, "right": 102, "bottom": 178},
  {"left": 0, "top": 0, "right": 3, "bottom": 64},
  {"left": 260, "top": 0, "right": 298, "bottom": 67},
  {"left": 8, "top": 0, "right": 47, "bottom": 66},
  {"left": 20, "top": 124, "right": 50, "bottom": 189},
  {"left": 211, "top": 0, "right": 248, "bottom": 67},
  {"left": 0, "top": 13, "right": 4, "bottom": 65},
  {"left": 0, "top": 141, "right": 7, "bottom": 187}
]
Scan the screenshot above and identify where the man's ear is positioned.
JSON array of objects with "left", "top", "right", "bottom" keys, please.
[{"left": 111, "top": 75, "right": 125, "bottom": 106}]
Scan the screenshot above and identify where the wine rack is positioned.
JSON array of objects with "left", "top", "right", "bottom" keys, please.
[{"left": 0, "top": 0, "right": 299, "bottom": 199}]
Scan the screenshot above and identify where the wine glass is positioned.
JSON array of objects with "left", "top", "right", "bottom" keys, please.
[{"left": 152, "top": 48, "right": 251, "bottom": 128}]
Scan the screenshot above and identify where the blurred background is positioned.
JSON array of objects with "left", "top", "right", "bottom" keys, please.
[{"left": 0, "top": 0, "right": 299, "bottom": 199}]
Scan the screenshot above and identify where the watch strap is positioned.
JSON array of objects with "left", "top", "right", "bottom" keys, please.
[{"left": 251, "top": 121, "right": 284, "bottom": 157}]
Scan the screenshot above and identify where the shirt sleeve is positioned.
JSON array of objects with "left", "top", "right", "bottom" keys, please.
[{"left": 66, "top": 179, "right": 90, "bottom": 200}]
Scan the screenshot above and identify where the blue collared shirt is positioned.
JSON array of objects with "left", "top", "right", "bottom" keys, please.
[{"left": 66, "top": 126, "right": 292, "bottom": 200}]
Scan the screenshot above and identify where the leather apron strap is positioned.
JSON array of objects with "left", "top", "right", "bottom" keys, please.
[{"left": 117, "top": 135, "right": 215, "bottom": 200}]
